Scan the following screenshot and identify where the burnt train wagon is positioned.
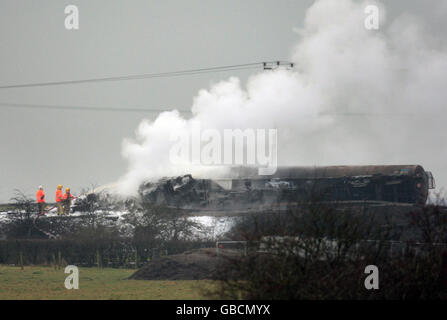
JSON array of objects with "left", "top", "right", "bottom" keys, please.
[
  {"left": 140, "top": 165, "right": 436, "bottom": 210},
  {"left": 224, "top": 165, "right": 435, "bottom": 205}
]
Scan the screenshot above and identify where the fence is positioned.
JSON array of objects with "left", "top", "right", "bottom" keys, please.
[
  {"left": 0, "top": 239, "right": 214, "bottom": 268},
  {"left": 221, "top": 237, "right": 447, "bottom": 259}
]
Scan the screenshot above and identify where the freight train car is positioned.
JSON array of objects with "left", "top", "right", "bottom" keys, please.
[
  {"left": 138, "top": 165, "right": 436, "bottom": 210},
  {"left": 224, "top": 165, "right": 435, "bottom": 205}
]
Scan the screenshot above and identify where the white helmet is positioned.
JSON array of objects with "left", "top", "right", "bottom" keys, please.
[{"left": 38, "top": 185, "right": 43, "bottom": 189}]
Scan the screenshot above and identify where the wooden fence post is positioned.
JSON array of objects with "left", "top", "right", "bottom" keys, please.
[
  {"left": 96, "top": 250, "right": 102, "bottom": 269},
  {"left": 19, "top": 251, "right": 24, "bottom": 270},
  {"left": 58, "top": 250, "right": 62, "bottom": 270},
  {"left": 52, "top": 253, "right": 57, "bottom": 270}
]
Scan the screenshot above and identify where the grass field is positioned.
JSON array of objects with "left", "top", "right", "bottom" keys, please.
[
  {"left": 0, "top": 265, "right": 215, "bottom": 300},
  {"left": 0, "top": 204, "right": 15, "bottom": 212}
]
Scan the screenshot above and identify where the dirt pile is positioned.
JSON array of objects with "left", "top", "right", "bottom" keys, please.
[{"left": 129, "top": 248, "right": 221, "bottom": 280}]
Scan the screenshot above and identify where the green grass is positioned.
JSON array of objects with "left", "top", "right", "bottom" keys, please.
[
  {"left": 0, "top": 265, "right": 215, "bottom": 300},
  {"left": 0, "top": 203, "right": 15, "bottom": 212}
]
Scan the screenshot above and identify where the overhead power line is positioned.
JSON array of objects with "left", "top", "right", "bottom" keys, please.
[
  {"left": 319, "top": 112, "right": 418, "bottom": 117},
  {"left": 0, "top": 102, "right": 425, "bottom": 117},
  {"left": 0, "top": 61, "right": 294, "bottom": 90},
  {"left": 0, "top": 102, "right": 192, "bottom": 113},
  {"left": 0, "top": 61, "right": 294, "bottom": 113}
]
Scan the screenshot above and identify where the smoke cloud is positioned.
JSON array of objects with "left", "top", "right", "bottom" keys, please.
[{"left": 118, "top": 0, "right": 447, "bottom": 196}]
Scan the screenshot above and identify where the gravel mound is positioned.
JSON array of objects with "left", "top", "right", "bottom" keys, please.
[{"left": 129, "top": 248, "right": 220, "bottom": 280}]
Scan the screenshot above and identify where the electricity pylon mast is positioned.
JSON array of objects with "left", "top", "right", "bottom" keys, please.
[{"left": 263, "top": 61, "right": 294, "bottom": 70}]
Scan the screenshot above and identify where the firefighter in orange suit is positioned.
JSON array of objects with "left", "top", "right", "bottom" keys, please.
[
  {"left": 55, "top": 185, "right": 64, "bottom": 215},
  {"left": 36, "top": 185, "right": 46, "bottom": 215},
  {"left": 62, "top": 188, "right": 75, "bottom": 215}
]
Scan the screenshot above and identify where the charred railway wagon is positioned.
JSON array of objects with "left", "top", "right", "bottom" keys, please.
[
  {"left": 139, "top": 165, "right": 435, "bottom": 211},
  {"left": 225, "top": 165, "right": 435, "bottom": 205}
]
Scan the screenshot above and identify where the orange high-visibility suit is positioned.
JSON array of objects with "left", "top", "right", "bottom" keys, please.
[
  {"left": 62, "top": 192, "right": 74, "bottom": 215},
  {"left": 36, "top": 189, "right": 45, "bottom": 215},
  {"left": 36, "top": 190, "right": 45, "bottom": 203},
  {"left": 55, "top": 189, "right": 63, "bottom": 215}
]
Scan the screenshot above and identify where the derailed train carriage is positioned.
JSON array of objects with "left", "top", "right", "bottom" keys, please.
[
  {"left": 225, "top": 165, "right": 436, "bottom": 205},
  {"left": 139, "top": 165, "right": 436, "bottom": 210}
]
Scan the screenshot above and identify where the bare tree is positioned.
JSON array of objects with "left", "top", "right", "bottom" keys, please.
[
  {"left": 4, "top": 189, "right": 41, "bottom": 238},
  {"left": 210, "top": 197, "right": 447, "bottom": 300}
]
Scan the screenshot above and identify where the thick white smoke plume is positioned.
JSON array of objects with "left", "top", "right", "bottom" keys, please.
[{"left": 119, "top": 0, "right": 447, "bottom": 196}]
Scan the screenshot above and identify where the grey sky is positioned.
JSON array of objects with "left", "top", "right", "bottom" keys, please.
[{"left": 0, "top": 0, "right": 445, "bottom": 202}]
